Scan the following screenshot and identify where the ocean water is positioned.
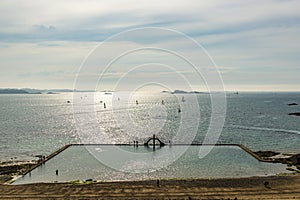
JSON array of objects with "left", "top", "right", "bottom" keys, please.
[{"left": 0, "top": 92, "right": 300, "bottom": 162}]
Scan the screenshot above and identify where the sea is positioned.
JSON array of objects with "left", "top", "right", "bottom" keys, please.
[{"left": 1, "top": 92, "right": 300, "bottom": 162}]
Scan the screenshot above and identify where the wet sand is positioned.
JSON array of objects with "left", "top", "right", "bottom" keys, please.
[{"left": 0, "top": 175, "right": 299, "bottom": 199}]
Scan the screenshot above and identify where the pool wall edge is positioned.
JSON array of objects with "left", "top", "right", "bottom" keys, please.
[{"left": 13, "top": 143, "right": 273, "bottom": 184}]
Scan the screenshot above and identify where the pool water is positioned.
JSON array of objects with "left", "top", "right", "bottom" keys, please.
[{"left": 12, "top": 145, "right": 289, "bottom": 184}]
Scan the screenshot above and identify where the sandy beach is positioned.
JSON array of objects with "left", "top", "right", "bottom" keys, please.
[{"left": 0, "top": 175, "right": 299, "bottom": 199}]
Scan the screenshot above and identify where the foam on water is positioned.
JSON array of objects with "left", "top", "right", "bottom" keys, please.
[{"left": 229, "top": 125, "right": 300, "bottom": 135}]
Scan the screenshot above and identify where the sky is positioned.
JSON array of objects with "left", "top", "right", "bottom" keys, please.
[{"left": 0, "top": 0, "right": 299, "bottom": 91}]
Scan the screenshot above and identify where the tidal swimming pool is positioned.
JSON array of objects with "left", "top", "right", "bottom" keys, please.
[{"left": 12, "top": 145, "right": 289, "bottom": 184}]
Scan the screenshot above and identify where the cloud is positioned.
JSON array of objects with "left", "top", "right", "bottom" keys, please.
[
  {"left": 0, "top": 0, "right": 299, "bottom": 90},
  {"left": 18, "top": 70, "right": 66, "bottom": 78},
  {"left": 33, "top": 25, "right": 56, "bottom": 32}
]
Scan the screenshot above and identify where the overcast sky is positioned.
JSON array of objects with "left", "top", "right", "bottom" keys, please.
[{"left": 0, "top": 0, "right": 299, "bottom": 91}]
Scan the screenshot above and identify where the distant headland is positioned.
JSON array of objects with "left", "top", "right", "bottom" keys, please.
[
  {"left": 0, "top": 89, "right": 31, "bottom": 94},
  {"left": 162, "top": 90, "right": 206, "bottom": 94},
  {"left": 0, "top": 88, "right": 94, "bottom": 94}
]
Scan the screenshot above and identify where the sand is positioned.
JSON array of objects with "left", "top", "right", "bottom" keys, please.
[{"left": 0, "top": 175, "right": 299, "bottom": 199}]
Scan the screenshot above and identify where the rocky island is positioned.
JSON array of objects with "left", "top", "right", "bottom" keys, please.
[{"left": 288, "top": 112, "right": 300, "bottom": 116}]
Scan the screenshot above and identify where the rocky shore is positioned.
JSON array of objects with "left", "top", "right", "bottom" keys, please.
[
  {"left": 0, "top": 161, "right": 35, "bottom": 184},
  {"left": 254, "top": 151, "right": 300, "bottom": 173}
]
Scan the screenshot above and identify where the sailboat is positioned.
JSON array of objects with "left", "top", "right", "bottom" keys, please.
[{"left": 181, "top": 96, "right": 186, "bottom": 102}]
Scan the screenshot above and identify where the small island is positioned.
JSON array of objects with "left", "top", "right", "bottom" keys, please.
[
  {"left": 288, "top": 112, "right": 300, "bottom": 116},
  {"left": 288, "top": 103, "right": 298, "bottom": 106},
  {"left": 162, "top": 90, "right": 205, "bottom": 94},
  {"left": 0, "top": 89, "right": 29, "bottom": 94}
]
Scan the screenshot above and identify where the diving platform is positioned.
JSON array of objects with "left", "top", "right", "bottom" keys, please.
[{"left": 144, "top": 134, "right": 165, "bottom": 150}]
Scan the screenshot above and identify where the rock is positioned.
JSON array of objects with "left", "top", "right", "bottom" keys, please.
[
  {"left": 287, "top": 103, "right": 298, "bottom": 106},
  {"left": 288, "top": 112, "right": 300, "bottom": 116},
  {"left": 275, "top": 154, "right": 300, "bottom": 165},
  {"left": 254, "top": 151, "right": 280, "bottom": 158},
  {"left": 288, "top": 154, "right": 300, "bottom": 165},
  {"left": 286, "top": 167, "right": 295, "bottom": 171}
]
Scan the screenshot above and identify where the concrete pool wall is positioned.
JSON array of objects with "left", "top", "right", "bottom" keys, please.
[{"left": 12, "top": 144, "right": 287, "bottom": 185}]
